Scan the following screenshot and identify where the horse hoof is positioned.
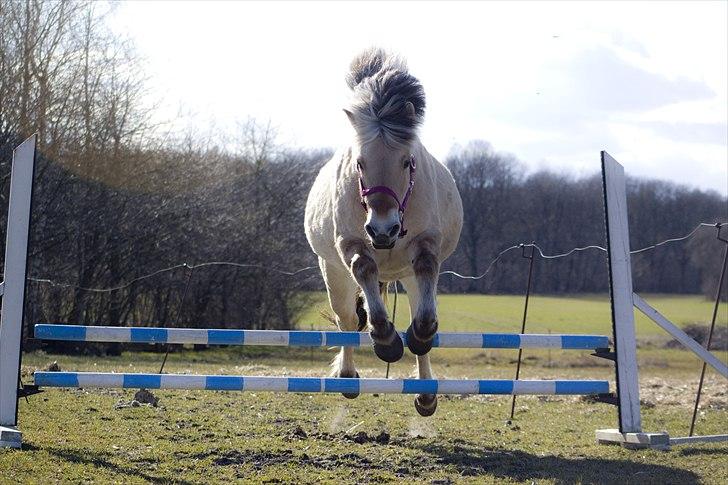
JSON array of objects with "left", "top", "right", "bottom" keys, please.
[
  {"left": 339, "top": 371, "right": 360, "bottom": 399},
  {"left": 414, "top": 393, "right": 437, "bottom": 417},
  {"left": 406, "top": 324, "right": 434, "bottom": 356},
  {"left": 372, "top": 332, "right": 404, "bottom": 363}
]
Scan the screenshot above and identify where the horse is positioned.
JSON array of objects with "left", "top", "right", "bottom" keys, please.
[{"left": 304, "top": 48, "right": 463, "bottom": 416}]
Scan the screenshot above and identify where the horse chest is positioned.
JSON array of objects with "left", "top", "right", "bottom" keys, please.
[{"left": 372, "top": 249, "right": 413, "bottom": 280}]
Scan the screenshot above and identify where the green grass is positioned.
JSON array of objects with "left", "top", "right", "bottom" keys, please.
[
  {"left": 299, "top": 292, "right": 726, "bottom": 336},
  {"left": 3, "top": 294, "right": 727, "bottom": 484}
]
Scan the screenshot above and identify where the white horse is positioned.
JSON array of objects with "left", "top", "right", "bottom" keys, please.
[{"left": 304, "top": 49, "right": 463, "bottom": 416}]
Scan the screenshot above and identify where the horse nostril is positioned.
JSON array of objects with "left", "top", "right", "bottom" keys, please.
[
  {"left": 365, "top": 224, "right": 377, "bottom": 238},
  {"left": 388, "top": 224, "right": 400, "bottom": 237}
]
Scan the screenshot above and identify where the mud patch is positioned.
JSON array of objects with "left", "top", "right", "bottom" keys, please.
[
  {"left": 112, "top": 388, "right": 160, "bottom": 409},
  {"left": 198, "top": 448, "right": 384, "bottom": 472},
  {"left": 134, "top": 389, "right": 159, "bottom": 406},
  {"left": 639, "top": 376, "right": 725, "bottom": 406},
  {"left": 292, "top": 429, "right": 391, "bottom": 445}
]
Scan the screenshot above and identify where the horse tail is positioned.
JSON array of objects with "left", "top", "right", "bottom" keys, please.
[
  {"left": 355, "top": 294, "right": 367, "bottom": 331},
  {"left": 346, "top": 48, "right": 406, "bottom": 90}
]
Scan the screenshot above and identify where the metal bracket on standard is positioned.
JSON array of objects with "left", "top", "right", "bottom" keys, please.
[
  {"left": 0, "top": 426, "right": 22, "bottom": 449},
  {"left": 591, "top": 347, "right": 616, "bottom": 361},
  {"left": 596, "top": 429, "right": 670, "bottom": 450}
]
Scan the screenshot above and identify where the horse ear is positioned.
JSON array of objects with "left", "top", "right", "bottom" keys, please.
[
  {"left": 404, "top": 101, "right": 416, "bottom": 119},
  {"left": 343, "top": 109, "right": 356, "bottom": 126}
]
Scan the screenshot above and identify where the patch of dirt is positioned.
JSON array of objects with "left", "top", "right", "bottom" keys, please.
[
  {"left": 288, "top": 425, "right": 308, "bottom": 439},
  {"left": 194, "top": 448, "right": 383, "bottom": 472},
  {"left": 288, "top": 427, "right": 391, "bottom": 445},
  {"left": 114, "top": 389, "right": 159, "bottom": 409},
  {"left": 134, "top": 389, "right": 159, "bottom": 406},
  {"left": 706, "top": 398, "right": 727, "bottom": 410},
  {"left": 639, "top": 376, "right": 725, "bottom": 406}
]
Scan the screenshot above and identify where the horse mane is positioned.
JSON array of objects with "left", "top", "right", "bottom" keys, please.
[{"left": 345, "top": 48, "right": 426, "bottom": 148}]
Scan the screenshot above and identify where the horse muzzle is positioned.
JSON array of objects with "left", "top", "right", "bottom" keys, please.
[
  {"left": 372, "top": 238, "right": 396, "bottom": 250},
  {"left": 365, "top": 221, "right": 400, "bottom": 250}
]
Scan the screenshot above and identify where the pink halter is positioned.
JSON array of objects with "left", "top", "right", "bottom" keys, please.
[{"left": 358, "top": 155, "right": 416, "bottom": 238}]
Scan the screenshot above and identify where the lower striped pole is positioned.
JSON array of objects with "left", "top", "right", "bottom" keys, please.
[{"left": 34, "top": 372, "right": 609, "bottom": 395}]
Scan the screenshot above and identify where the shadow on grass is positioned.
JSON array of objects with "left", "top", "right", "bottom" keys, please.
[
  {"left": 22, "top": 438, "right": 705, "bottom": 484},
  {"left": 405, "top": 440, "right": 700, "bottom": 484},
  {"left": 23, "top": 444, "right": 197, "bottom": 485},
  {"left": 678, "top": 447, "right": 727, "bottom": 457}
]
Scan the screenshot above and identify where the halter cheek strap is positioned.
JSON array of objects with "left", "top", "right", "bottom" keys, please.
[{"left": 358, "top": 155, "right": 416, "bottom": 238}]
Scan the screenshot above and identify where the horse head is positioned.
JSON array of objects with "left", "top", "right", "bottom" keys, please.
[{"left": 343, "top": 48, "right": 425, "bottom": 250}]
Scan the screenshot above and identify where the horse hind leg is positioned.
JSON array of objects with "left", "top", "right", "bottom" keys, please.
[
  {"left": 321, "top": 259, "right": 361, "bottom": 399},
  {"left": 413, "top": 354, "right": 437, "bottom": 416},
  {"left": 401, "top": 276, "right": 437, "bottom": 417}
]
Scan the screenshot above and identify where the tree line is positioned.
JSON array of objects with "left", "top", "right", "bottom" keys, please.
[
  {"left": 442, "top": 141, "right": 726, "bottom": 299},
  {"left": 0, "top": 2, "right": 725, "bottom": 349}
]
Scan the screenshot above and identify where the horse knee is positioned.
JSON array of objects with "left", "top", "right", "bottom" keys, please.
[
  {"left": 412, "top": 249, "right": 438, "bottom": 278},
  {"left": 351, "top": 253, "right": 377, "bottom": 284}
]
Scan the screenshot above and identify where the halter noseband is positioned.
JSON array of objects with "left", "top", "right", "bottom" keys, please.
[{"left": 357, "top": 154, "right": 416, "bottom": 238}]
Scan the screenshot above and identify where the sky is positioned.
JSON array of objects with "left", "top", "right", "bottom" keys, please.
[{"left": 110, "top": 1, "right": 728, "bottom": 196}]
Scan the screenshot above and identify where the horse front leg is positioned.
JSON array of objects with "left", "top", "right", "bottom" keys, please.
[
  {"left": 341, "top": 239, "right": 404, "bottom": 363},
  {"left": 405, "top": 235, "right": 440, "bottom": 357}
]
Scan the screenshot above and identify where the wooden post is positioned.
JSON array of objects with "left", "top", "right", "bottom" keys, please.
[{"left": 0, "top": 135, "right": 36, "bottom": 449}]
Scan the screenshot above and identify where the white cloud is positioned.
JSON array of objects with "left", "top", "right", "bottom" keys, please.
[{"left": 109, "top": 1, "right": 727, "bottom": 196}]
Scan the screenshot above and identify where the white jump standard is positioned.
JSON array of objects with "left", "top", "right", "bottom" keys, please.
[
  {"left": 33, "top": 324, "right": 610, "bottom": 350},
  {"left": 34, "top": 372, "right": 610, "bottom": 395},
  {"left": 596, "top": 151, "right": 727, "bottom": 449},
  {"left": 0, "top": 136, "right": 36, "bottom": 449}
]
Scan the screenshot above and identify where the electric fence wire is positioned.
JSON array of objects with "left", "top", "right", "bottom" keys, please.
[{"left": 26, "top": 222, "right": 725, "bottom": 291}]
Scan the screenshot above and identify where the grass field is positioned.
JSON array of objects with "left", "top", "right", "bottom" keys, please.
[
  {"left": 300, "top": 292, "right": 727, "bottom": 337},
  {"left": 2, "top": 294, "right": 727, "bottom": 484}
]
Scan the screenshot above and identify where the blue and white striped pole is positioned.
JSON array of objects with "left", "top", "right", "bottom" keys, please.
[
  {"left": 34, "top": 372, "right": 610, "bottom": 395},
  {"left": 34, "top": 325, "right": 609, "bottom": 350}
]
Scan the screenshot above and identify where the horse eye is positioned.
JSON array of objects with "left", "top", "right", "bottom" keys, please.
[
  {"left": 403, "top": 158, "right": 411, "bottom": 169},
  {"left": 356, "top": 159, "right": 363, "bottom": 171}
]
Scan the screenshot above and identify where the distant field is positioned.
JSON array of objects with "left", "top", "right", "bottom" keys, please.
[
  {"left": 298, "top": 292, "right": 726, "bottom": 337},
  {"left": 6, "top": 293, "right": 727, "bottom": 484}
]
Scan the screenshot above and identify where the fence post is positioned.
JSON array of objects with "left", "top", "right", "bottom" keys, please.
[{"left": 0, "top": 135, "right": 36, "bottom": 449}]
